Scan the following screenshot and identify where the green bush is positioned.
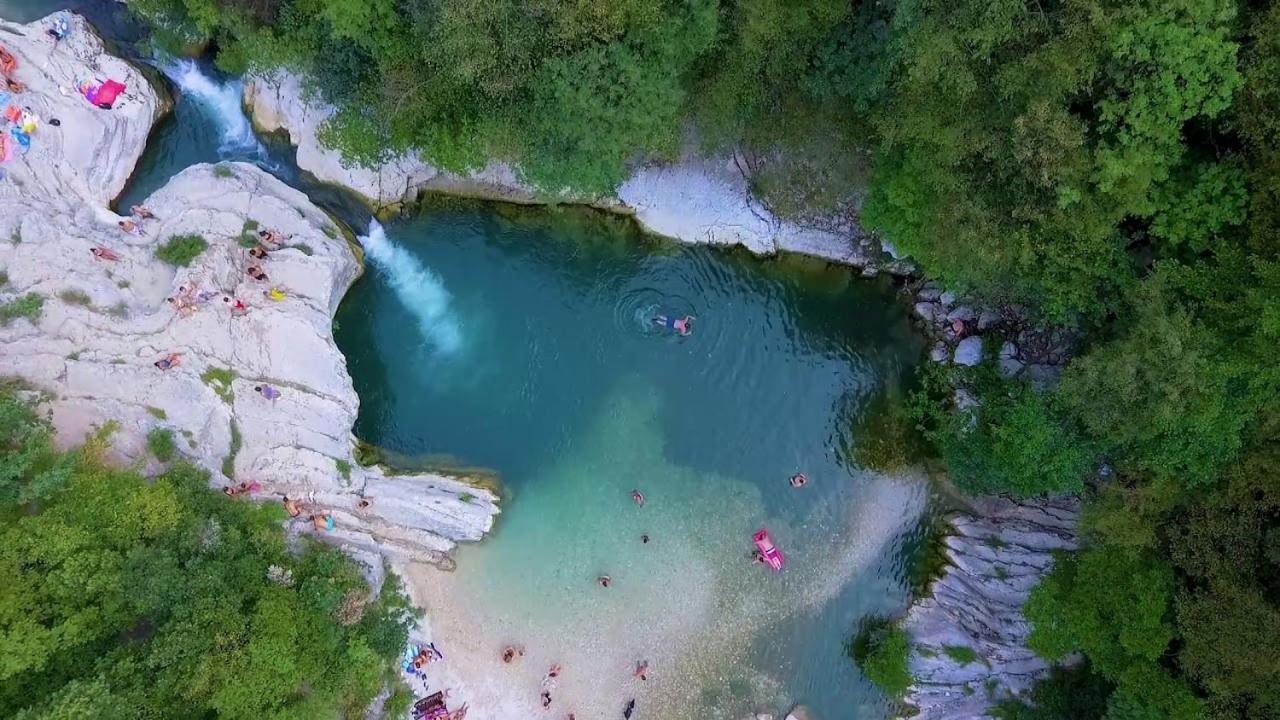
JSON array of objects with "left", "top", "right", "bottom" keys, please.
[
  {"left": 942, "top": 644, "right": 979, "bottom": 665},
  {"left": 146, "top": 427, "right": 176, "bottom": 463},
  {"left": 0, "top": 388, "right": 416, "bottom": 718},
  {"left": 849, "top": 616, "right": 912, "bottom": 697},
  {"left": 0, "top": 293, "right": 43, "bottom": 326},
  {"left": 154, "top": 234, "right": 209, "bottom": 267}
]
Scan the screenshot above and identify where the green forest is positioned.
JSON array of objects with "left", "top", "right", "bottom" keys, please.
[
  {"left": 0, "top": 386, "right": 419, "bottom": 719},
  {"left": 7, "top": 0, "right": 1276, "bottom": 718}
]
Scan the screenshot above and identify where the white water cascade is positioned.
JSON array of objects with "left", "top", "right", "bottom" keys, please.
[
  {"left": 358, "top": 221, "right": 463, "bottom": 354},
  {"left": 157, "top": 58, "right": 266, "bottom": 156}
]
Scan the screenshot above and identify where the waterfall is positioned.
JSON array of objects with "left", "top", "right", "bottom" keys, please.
[
  {"left": 359, "top": 221, "right": 462, "bottom": 354},
  {"left": 157, "top": 58, "right": 265, "bottom": 156}
]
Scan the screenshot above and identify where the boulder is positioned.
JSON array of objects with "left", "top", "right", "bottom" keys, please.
[
  {"left": 939, "top": 290, "right": 957, "bottom": 306},
  {"left": 977, "top": 309, "right": 1001, "bottom": 331},
  {"left": 945, "top": 305, "right": 976, "bottom": 323},
  {"left": 999, "top": 357, "right": 1025, "bottom": 378},
  {"left": 930, "top": 342, "right": 950, "bottom": 363},
  {"left": 915, "top": 301, "right": 943, "bottom": 323},
  {"left": 999, "top": 341, "right": 1018, "bottom": 359},
  {"left": 917, "top": 282, "right": 943, "bottom": 302},
  {"left": 784, "top": 706, "right": 813, "bottom": 720},
  {"left": 953, "top": 336, "right": 984, "bottom": 366}
]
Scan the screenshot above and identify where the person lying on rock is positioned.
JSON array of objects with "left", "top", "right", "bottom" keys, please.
[
  {"left": 311, "top": 513, "right": 334, "bottom": 532},
  {"left": 254, "top": 384, "right": 280, "bottom": 401},
  {"left": 90, "top": 246, "right": 119, "bottom": 261},
  {"left": 246, "top": 266, "right": 268, "bottom": 282},
  {"left": 153, "top": 353, "right": 181, "bottom": 371},
  {"left": 129, "top": 205, "right": 156, "bottom": 220},
  {"left": 248, "top": 245, "right": 269, "bottom": 260},
  {"left": 257, "top": 229, "right": 284, "bottom": 249},
  {"left": 117, "top": 219, "right": 141, "bottom": 235},
  {"left": 282, "top": 496, "right": 302, "bottom": 517}
]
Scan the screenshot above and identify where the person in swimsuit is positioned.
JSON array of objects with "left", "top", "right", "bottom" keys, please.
[
  {"left": 254, "top": 385, "right": 281, "bottom": 401},
  {"left": 248, "top": 246, "right": 268, "bottom": 260},
  {"left": 118, "top": 219, "right": 141, "bottom": 235},
  {"left": 154, "top": 353, "right": 181, "bottom": 371},
  {"left": 652, "top": 314, "right": 695, "bottom": 336},
  {"left": 790, "top": 473, "right": 808, "bottom": 488},
  {"left": 91, "top": 246, "right": 120, "bottom": 261},
  {"left": 641, "top": 533, "right": 650, "bottom": 544},
  {"left": 283, "top": 496, "right": 303, "bottom": 517},
  {"left": 597, "top": 575, "right": 611, "bottom": 588},
  {"left": 631, "top": 489, "right": 644, "bottom": 507},
  {"left": 633, "top": 661, "right": 649, "bottom": 681},
  {"left": 129, "top": 206, "right": 156, "bottom": 220},
  {"left": 540, "top": 691, "right": 552, "bottom": 709}
]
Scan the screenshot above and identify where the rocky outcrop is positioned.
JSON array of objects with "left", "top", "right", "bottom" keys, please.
[
  {"left": 0, "top": 14, "right": 497, "bottom": 566},
  {"left": 901, "top": 497, "right": 1078, "bottom": 719},
  {"left": 0, "top": 13, "right": 167, "bottom": 206},
  {"left": 242, "top": 71, "right": 900, "bottom": 270}
]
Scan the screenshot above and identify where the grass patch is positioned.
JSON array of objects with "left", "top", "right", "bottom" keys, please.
[
  {"left": 9, "top": 228, "right": 20, "bottom": 244},
  {"left": 155, "top": 234, "right": 209, "bottom": 267},
  {"left": 983, "top": 535, "right": 1009, "bottom": 549},
  {"left": 848, "top": 616, "right": 913, "bottom": 698},
  {"left": 221, "top": 420, "right": 241, "bottom": 478},
  {"left": 213, "top": 164, "right": 234, "bottom": 178},
  {"left": 66, "top": 351, "right": 81, "bottom": 361},
  {"left": 146, "top": 427, "right": 177, "bottom": 463},
  {"left": 459, "top": 492, "right": 475, "bottom": 504},
  {"left": 0, "top": 293, "right": 43, "bottom": 326},
  {"left": 106, "top": 302, "right": 129, "bottom": 319},
  {"left": 242, "top": 219, "right": 260, "bottom": 232},
  {"left": 146, "top": 406, "right": 167, "bottom": 420},
  {"left": 321, "top": 225, "right": 338, "bottom": 239},
  {"left": 353, "top": 440, "right": 381, "bottom": 467},
  {"left": 0, "top": 270, "right": 8, "bottom": 287},
  {"left": 943, "top": 644, "right": 980, "bottom": 666},
  {"left": 200, "top": 367, "right": 237, "bottom": 404},
  {"left": 116, "top": 279, "right": 130, "bottom": 289},
  {"left": 904, "top": 512, "right": 952, "bottom": 597},
  {"left": 336, "top": 458, "right": 351, "bottom": 481},
  {"left": 58, "top": 288, "right": 92, "bottom": 306},
  {"left": 290, "top": 243, "right": 314, "bottom": 256},
  {"left": 995, "top": 565, "right": 1010, "bottom": 580}
]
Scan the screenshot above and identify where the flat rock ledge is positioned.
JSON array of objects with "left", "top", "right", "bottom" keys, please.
[
  {"left": 0, "top": 13, "right": 497, "bottom": 568},
  {"left": 244, "top": 71, "right": 903, "bottom": 271},
  {"left": 901, "top": 496, "right": 1079, "bottom": 719}
]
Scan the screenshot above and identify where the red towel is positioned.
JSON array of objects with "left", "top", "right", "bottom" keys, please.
[
  {"left": 94, "top": 79, "right": 126, "bottom": 108},
  {"left": 3, "top": 105, "right": 19, "bottom": 123}
]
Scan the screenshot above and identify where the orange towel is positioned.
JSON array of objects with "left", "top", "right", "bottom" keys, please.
[{"left": 3, "top": 105, "right": 20, "bottom": 123}]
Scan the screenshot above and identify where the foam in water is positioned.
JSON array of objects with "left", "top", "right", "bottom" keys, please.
[
  {"left": 359, "top": 222, "right": 463, "bottom": 354},
  {"left": 157, "top": 58, "right": 265, "bottom": 156}
]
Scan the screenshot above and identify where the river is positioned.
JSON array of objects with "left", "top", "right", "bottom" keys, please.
[{"left": 4, "top": 3, "right": 934, "bottom": 717}]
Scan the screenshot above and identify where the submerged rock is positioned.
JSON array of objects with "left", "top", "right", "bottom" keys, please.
[
  {"left": 0, "top": 15, "right": 497, "bottom": 565},
  {"left": 902, "top": 497, "right": 1079, "bottom": 719}
]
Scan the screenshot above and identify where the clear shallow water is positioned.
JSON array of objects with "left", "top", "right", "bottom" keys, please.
[
  {"left": 5, "top": 3, "right": 934, "bottom": 712},
  {"left": 336, "top": 210, "right": 928, "bottom": 718}
]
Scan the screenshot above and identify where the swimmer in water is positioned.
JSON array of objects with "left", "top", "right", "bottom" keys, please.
[
  {"left": 651, "top": 314, "right": 694, "bottom": 336},
  {"left": 790, "top": 473, "right": 808, "bottom": 488},
  {"left": 641, "top": 533, "right": 650, "bottom": 544},
  {"left": 631, "top": 489, "right": 644, "bottom": 507},
  {"left": 597, "top": 575, "right": 611, "bottom": 588},
  {"left": 623, "top": 699, "right": 636, "bottom": 719}
]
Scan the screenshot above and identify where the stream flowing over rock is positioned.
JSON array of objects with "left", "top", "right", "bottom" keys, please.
[
  {"left": 902, "top": 497, "right": 1079, "bottom": 719},
  {"left": 243, "top": 71, "right": 898, "bottom": 269},
  {"left": 0, "top": 13, "right": 497, "bottom": 570}
]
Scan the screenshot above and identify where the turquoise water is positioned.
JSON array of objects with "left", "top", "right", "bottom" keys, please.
[
  {"left": 7, "top": 2, "right": 935, "bottom": 713},
  {"left": 336, "top": 211, "right": 927, "bottom": 718}
]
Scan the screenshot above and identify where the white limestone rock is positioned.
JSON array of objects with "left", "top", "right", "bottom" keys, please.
[
  {"left": 0, "top": 160, "right": 498, "bottom": 563},
  {"left": 0, "top": 13, "right": 167, "bottom": 207},
  {"left": 953, "top": 336, "right": 984, "bottom": 366},
  {"left": 243, "top": 71, "right": 872, "bottom": 266},
  {"left": 901, "top": 497, "right": 1079, "bottom": 719}
]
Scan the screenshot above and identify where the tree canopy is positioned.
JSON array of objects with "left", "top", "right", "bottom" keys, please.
[{"left": 0, "top": 387, "right": 415, "bottom": 720}]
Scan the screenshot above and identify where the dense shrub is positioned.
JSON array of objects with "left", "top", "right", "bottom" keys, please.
[
  {"left": 154, "top": 234, "right": 209, "bottom": 267},
  {"left": 0, "top": 388, "right": 416, "bottom": 718},
  {"left": 848, "top": 616, "right": 912, "bottom": 697}
]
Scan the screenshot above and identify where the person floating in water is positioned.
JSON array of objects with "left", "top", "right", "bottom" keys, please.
[
  {"left": 597, "top": 575, "right": 611, "bottom": 588},
  {"left": 652, "top": 314, "right": 694, "bottom": 336},
  {"left": 633, "top": 661, "right": 649, "bottom": 681},
  {"left": 640, "top": 533, "right": 650, "bottom": 544},
  {"left": 790, "top": 472, "right": 808, "bottom": 488},
  {"left": 631, "top": 489, "right": 645, "bottom": 507}
]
